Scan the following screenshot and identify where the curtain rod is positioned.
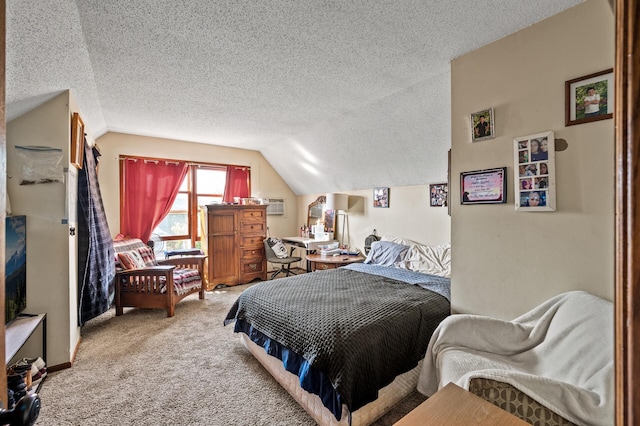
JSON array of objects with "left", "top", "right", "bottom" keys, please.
[
  {"left": 119, "top": 157, "right": 180, "bottom": 165},
  {"left": 118, "top": 155, "right": 250, "bottom": 170}
]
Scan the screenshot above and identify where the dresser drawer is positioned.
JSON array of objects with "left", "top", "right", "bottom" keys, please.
[
  {"left": 241, "top": 209, "right": 266, "bottom": 221},
  {"left": 312, "top": 262, "right": 338, "bottom": 271},
  {"left": 241, "top": 246, "right": 264, "bottom": 260},
  {"left": 241, "top": 235, "right": 264, "bottom": 248},
  {"left": 241, "top": 259, "right": 265, "bottom": 275},
  {"left": 240, "top": 221, "right": 266, "bottom": 235}
]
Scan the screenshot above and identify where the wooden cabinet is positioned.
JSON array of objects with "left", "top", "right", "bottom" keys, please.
[{"left": 206, "top": 205, "right": 267, "bottom": 288}]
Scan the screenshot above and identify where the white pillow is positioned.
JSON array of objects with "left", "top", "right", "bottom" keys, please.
[
  {"left": 395, "top": 243, "right": 451, "bottom": 278},
  {"left": 380, "top": 235, "right": 422, "bottom": 246}
]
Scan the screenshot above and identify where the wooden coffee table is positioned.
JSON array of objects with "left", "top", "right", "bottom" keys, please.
[{"left": 306, "top": 253, "right": 365, "bottom": 271}]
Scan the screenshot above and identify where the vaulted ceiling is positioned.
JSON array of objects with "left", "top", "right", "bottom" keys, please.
[{"left": 6, "top": 0, "right": 585, "bottom": 195}]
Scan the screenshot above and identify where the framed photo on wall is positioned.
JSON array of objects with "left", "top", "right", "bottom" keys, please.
[
  {"left": 429, "top": 183, "right": 448, "bottom": 207},
  {"left": 70, "top": 112, "right": 85, "bottom": 169},
  {"left": 514, "top": 130, "right": 556, "bottom": 212},
  {"left": 460, "top": 167, "right": 506, "bottom": 204},
  {"left": 565, "top": 68, "right": 613, "bottom": 126},
  {"left": 470, "top": 108, "right": 495, "bottom": 142},
  {"left": 373, "top": 187, "right": 389, "bottom": 208}
]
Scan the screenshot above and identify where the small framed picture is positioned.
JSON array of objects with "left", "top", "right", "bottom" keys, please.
[
  {"left": 470, "top": 108, "right": 495, "bottom": 142},
  {"left": 373, "top": 187, "right": 389, "bottom": 208},
  {"left": 460, "top": 167, "right": 507, "bottom": 204},
  {"left": 513, "top": 130, "right": 556, "bottom": 212},
  {"left": 70, "top": 112, "right": 85, "bottom": 169},
  {"left": 565, "top": 68, "right": 613, "bottom": 126},
  {"left": 429, "top": 183, "right": 448, "bottom": 207}
]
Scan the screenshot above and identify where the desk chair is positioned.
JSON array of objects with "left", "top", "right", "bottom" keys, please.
[{"left": 264, "top": 239, "right": 302, "bottom": 279}]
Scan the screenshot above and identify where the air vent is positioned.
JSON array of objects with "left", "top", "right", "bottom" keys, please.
[{"left": 265, "top": 198, "right": 285, "bottom": 215}]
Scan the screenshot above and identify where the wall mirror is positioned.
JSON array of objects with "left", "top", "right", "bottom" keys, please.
[{"left": 307, "top": 195, "right": 336, "bottom": 236}]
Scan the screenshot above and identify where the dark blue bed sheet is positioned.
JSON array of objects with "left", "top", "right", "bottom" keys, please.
[{"left": 236, "top": 320, "right": 345, "bottom": 418}]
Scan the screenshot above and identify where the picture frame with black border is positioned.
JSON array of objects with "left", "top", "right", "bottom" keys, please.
[
  {"left": 429, "top": 183, "right": 448, "bottom": 207},
  {"left": 460, "top": 167, "right": 506, "bottom": 204}
]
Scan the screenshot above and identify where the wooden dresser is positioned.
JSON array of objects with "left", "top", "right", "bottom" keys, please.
[{"left": 206, "top": 204, "right": 267, "bottom": 288}]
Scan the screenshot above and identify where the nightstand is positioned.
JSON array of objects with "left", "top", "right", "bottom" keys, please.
[{"left": 306, "top": 253, "right": 365, "bottom": 271}]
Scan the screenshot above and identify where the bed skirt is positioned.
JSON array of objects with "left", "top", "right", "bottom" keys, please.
[{"left": 240, "top": 333, "right": 421, "bottom": 426}]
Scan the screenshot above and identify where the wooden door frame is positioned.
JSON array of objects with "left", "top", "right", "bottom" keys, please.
[
  {"left": 615, "top": 0, "right": 639, "bottom": 424},
  {"left": 0, "top": 0, "right": 7, "bottom": 409},
  {"left": 0, "top": 0, "right": 634, "bottom": 419}
]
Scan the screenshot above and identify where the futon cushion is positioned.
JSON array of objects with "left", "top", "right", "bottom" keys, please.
[
  {"left": 113, "top": 238, "right": 158, "bottom": 270},
  {"left": 172, "top": 268, "right": 202, "bottom": 295}
]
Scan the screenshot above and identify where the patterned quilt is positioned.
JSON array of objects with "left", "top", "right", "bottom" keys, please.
[{"left": 224, "top": 267, "right": 450, "bottom": 418}]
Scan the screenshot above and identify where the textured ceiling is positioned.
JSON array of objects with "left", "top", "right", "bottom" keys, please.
[{"left": 6, "top": 0, "right": 585, "bottom": 195}]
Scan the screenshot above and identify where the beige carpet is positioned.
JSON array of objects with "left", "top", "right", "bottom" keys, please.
[{"left": 34, "top": 283, "right": 426, "bottom": 425}]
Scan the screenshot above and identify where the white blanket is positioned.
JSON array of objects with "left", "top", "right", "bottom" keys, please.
[{"left": 417, "top": 290, "right": 613, "bottom": 426}]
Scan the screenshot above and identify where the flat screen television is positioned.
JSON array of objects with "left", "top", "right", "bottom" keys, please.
[{"left": 5, "top": 215, "right": 27, "bottom": 324}]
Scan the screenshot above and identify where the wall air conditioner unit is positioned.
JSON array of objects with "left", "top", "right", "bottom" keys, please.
[{"left": 265, "top": 198, "right": 285, "bottom": 215}]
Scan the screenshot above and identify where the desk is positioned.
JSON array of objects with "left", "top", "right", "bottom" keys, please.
[
  {"left": 281, "top": 237, "right": 339, "bottom": 271},
  {"left": 307, "top": 253, "right": 365, "bottom": 271},
  {"left": 280, "top": 236, "right": 338, "bottom": 251},
  {"left": 394, "top": 383, "right": 529, "bottom": 426}
]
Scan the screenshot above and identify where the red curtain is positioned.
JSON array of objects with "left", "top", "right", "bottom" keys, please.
[
  {"left": 222, "top": 167, "right": 251, "bottom": 203},
  {"left": 121, "top": 159, "right": 188, "bottom": 242}
]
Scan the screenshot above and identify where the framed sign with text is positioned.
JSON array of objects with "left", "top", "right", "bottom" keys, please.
[{"left": 460, "top": 167, "right": 507, "bottom": 205}]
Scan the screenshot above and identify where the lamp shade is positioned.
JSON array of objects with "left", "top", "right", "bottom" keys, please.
[{"left": 326, "top": 193, "right": 349, "bottom": 211}]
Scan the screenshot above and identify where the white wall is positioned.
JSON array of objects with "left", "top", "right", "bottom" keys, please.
[
  {"left": 96, "top": 133, "right": 299, "bottom": 240},
  {"left": 297, "top": 185, "right": 451, "bottom": 255},
  {"left": 450, "top": 0, "right": 614, "bottom": 319},
  {"left": 6, "top": 91, "right": 86, "bottom": 367}
]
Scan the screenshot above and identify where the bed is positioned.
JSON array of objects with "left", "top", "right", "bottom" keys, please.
[{"left": 224, "top": 236, "right": 452, "bottom": 425}]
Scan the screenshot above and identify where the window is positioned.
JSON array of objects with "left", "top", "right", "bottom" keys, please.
[
  {"left": 152, "top": 165, "right": 227, "bottom": 254},
  {"left": 120, "top": 156, "right": 250, "bottom": 257}
]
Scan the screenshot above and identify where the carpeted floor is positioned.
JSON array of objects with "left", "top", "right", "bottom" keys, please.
[{"left": 34, "top": 282, "right": 426, "bottom": 425}]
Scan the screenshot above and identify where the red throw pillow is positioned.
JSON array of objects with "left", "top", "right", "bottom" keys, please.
[{"left": 118, "top": 251, "right": 146, "bottom": 270}]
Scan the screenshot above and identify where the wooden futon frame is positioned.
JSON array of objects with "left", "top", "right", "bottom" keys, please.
[{"left": 113, "top": 238, "right": 206, "bottom": 317}]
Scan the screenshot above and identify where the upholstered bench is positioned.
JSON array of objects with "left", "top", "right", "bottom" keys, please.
[{"left": 113, "top": 238, "right": 206, "bottom": 317}]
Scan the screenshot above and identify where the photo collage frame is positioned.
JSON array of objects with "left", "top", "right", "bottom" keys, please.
[{"left": 514, "top": 130, "right": 556, "bottom": 211}]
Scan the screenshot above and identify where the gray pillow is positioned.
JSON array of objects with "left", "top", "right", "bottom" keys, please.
[{"left": 364, "top": 241, "right": 410, "bottom": 266}]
